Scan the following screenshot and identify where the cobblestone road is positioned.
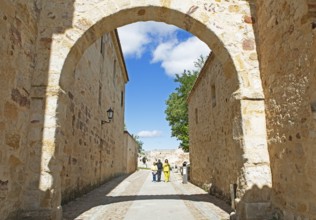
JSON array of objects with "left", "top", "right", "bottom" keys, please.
[{"left": 63, "top": 170, "right": 232, "bottom": 220}]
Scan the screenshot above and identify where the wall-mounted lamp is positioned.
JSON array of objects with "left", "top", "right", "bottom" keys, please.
[{"left": 101, "top": 108, "right": 114, "bottom": 124}]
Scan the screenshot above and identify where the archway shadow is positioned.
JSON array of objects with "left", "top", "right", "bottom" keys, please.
[
  {"left": 12, "top": 0, "right": 75, "bottom": 219},
  {"left": 235, "top": 184, "right": 274, "bottom": 220},
  {"left": 26, "top": 1, "right": 258, "bottom": 220},
  {"left": 56, "top": 5, "right": 238, "bottom": 219},
  {"left": 63, "top": 175, "right": 233, "bottom": 219}
]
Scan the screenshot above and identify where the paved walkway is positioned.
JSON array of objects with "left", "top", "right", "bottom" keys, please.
[{"left": 63, "top": 170, "right": 232, "bottom": 220}]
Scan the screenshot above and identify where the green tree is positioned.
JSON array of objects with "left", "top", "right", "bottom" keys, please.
[
  {"left": 165, "top": 55, "right": 206, "bottom": 152},
  {"left": 131, "top": 134, "right": 144, "bottom": 153}
]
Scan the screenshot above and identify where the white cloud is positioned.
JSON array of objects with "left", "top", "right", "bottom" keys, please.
[
  {"left": 137, "top": 130, "right": 162, "bottom": 138},
  {"left": 117, "top": 21, "right": 211, "bottom": 77},
  {"left": 117, "top": 25, "right": 150, "bottom": 58},
  {"left": 151, "top": 36, "right": 211, "bottom": 77},
  {"left": 117, "top": 21, "right": 178, "bottom": 58}
]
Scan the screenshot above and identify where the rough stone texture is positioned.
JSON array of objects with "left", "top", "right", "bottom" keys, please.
[
  {"left": 0, "top": 1, "right": 38, "bottom": 219},
  {"left": 254, "top": 0, "right": 316, "bottom": 219},
  {"left": 188, "top": 54, "right": 240, "bottom": 202},
  {"left": 39, "top": 1, "right": 266, "bottom": 218},
  {"left": 0, "top": 0, "right": 267, "bottom": 218},
  {"left": 124, "top": 131, "right": 138, "bottom": 174},
  {"left": 55, "top": 31, "right": 129, "bottom": 205},
  {"left": 244, "top": 202, "right": 272, "bottom": 220},
  {"left": 3, "top": 0, "right": 315, "bottom": 219},
  {"left": 188, "top": 53, "right": 272, "bottom": 220}
]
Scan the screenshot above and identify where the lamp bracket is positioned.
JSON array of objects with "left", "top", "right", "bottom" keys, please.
[{"left": 101, "top": 120, "right": 111, "bottom": 125}]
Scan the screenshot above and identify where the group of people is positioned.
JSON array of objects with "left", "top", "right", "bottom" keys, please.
[{"left": 150, "top": 159, "right": 171, "bottom": 182}]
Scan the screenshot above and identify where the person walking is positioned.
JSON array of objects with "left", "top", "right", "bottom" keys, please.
[
  {"left": 151, "top": 162, "right": 158, "bottom": 182},
  {"left": 142, "top": 156, "right": 147, "bottom": 168},
  {"left": 156, "top": 159, "right": 163, "bottom": 182},
  {"left": 163, "top": 159, "right": 171, "bottom": 182}
]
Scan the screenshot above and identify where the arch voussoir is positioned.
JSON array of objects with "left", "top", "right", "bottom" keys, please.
[{"left": 33, "top": 1, "right": 271, "bottom": 219}]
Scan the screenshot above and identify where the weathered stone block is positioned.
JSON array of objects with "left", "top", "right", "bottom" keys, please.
[
  {"left": 242, "top": 39, "right": 255, "bottom": 51},
  {"left": 0, "top": 179, "right": 9, "bottom": 191},
  {"left": 8, "top": 155, "right": 22, "bottom": 168},
  {"left": 5, "top": 133, "right": 21, "bottom": 149},
  {"left": 30, "top": 98, "right": 44, "bottom": 112},
  {"left": 0, "top": 122, "right": 5, "bottom": 131},
  {"left": 19, "top": 209, "right": 53, "bottom": 220},
  {"left": 0, "top": 179, "right": 9, "bottom": 199},
  {"left": 1, "top": 0, "right": 315, "bottom": 219},
  {"left": 11, "top": 88, "right": 30, "bottom": 108},
  {"left": 245, "top": 202, "right": 272, "bottom": 219},
  {"left": 283, "top": 211, "right": 295, "bottom": 220},
  {"left": 4, "top": 102, "right": 18, "bottom": 120}
]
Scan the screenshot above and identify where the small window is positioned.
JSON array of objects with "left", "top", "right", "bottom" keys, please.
[
  {"left": 195, "top": 108, "right": 198, "bottom": 124},
  {"left": 121, "top": 91, "right": 124, "bottom": 107},
  {"left": 113, "top": 59, "right": 117, "bottom": 86},
  {"left": 311, "top": 101, "right": 316, "bottom": 119},
  {"left": 211, "top": 84, "right": 216, "bottom": 107},
  {"left": 100, "top": 36, "right": 105, "bottom": 56},
  {"left": 98, "top": 82, "right": 102, "bottom": 106}
]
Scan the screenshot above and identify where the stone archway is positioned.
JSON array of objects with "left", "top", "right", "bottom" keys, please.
[{"left": 28, "top": 1, "right": 271, "bottom": 219}]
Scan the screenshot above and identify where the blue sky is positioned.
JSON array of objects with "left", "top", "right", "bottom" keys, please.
[{"left": 117, "top": 21, "right": 210, "bottom": 151}]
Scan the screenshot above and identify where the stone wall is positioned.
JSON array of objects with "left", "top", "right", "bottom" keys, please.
[
  {"left": 188, "top": 53, "right": 240, "bottom": 203},
  {"left": 0, "top": 1, "right": 38, "bottom": 219},
  {"left": 254, "top": 0, "right": 316, "bottom": 218},
  {"left": 3, "top": 0, "right": 315, "bottom": 219},
  {"left": 124, "top": 131, "right": 138, "bottom": 174},
  {"left": 21, "top": 1, "right": 270, "bottom": 218},
  {"left": 56, "top": 31, "right": 128, "bottom": 204}
]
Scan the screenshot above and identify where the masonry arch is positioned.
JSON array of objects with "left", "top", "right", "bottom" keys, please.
[{"left": 32, "top": 1, "right": 271, "bottom": 219}]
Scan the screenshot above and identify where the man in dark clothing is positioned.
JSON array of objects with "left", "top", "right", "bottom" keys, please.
[{"left": 156, "top": 159, "right": 163, "bottom": 182}]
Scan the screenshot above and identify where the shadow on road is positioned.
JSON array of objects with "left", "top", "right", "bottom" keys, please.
[
  {"left": 63, "top": 171, "right": 232, "bottom": 219},
  {"left": 105, "top": 193, "right": 232, "bottom": 212}
]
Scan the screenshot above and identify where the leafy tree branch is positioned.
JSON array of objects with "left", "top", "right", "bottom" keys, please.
[{"left": 165, "top": 55, "right": 207, "bottom": 152}]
